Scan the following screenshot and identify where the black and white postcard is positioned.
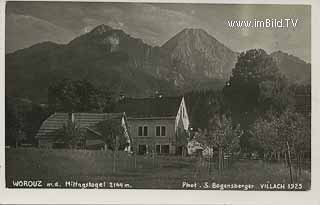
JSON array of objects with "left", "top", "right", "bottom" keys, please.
[{"left": 1, "top": 0, "right": 319, "bottom": 204}]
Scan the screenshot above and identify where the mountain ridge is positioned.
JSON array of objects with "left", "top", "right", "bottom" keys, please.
[
  {"left": 270, "top": 50, "right": 311, "bottom": 84},
  {"left": 6, "top": 24, "right": 311, "bottom": 103}
]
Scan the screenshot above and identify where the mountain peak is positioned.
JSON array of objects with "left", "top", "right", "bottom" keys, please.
[
  {"left": 162, "top": 28, "right": 220, "bottom": 49},
  {"left": 181, "top": 28, "right": 207, "bottom": 34},
  {"left": 90, "top": 24, "right": 114, "bottom": 34},
  {"left": 176, "top": 28, "right": 213, "bottom": 40},
  {"left": 162, "top": 27, "right": 238, "bottom": 80},
  {"left": 270, "top": 50, "right": 310, "bottom": 84},
  {"left": 271, "top": 50, "right": 308, "bottom": 65}
]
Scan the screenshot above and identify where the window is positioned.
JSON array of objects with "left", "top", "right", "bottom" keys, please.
[
  {"left": 143, "top": 126, "right": 148, "bottom": 136},
  {"left": 156, "top": 145, "right": 161, "bottom": 154},
  {"left": 161, "top": 145, "right": 170, "bottom": 154},
  {"left": 138, "top": 144, "right": 147, "bottom": 155},
  {"left": 156, "top": 126, "right": 166, "bottom": 136},
  {"left": 138, "top": 126, "right": 148, "bottom": 136},
  {"left": 156, "top": 144, "right": 170, "bottom": 155},
  {"left": 176, "top": 146, "right": 183, "bottom": 155},
  {"left": 138, "top": 127, "right": 143, "bottom": 136},
  {"left": 161, "top": 126, "right": 166, "bottom": 136},
  {"left": 156, "top": 126, "right": 161, "bottom": 136}
]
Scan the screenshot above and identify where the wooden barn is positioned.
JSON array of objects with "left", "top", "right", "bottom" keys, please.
[{"left": 35, "top": 112, "right": 131, "bottom": 151}]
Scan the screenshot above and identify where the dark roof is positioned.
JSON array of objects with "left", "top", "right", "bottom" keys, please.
[
  {"left": 114, "top": 97, "right": 182, "bottom": 118},
  {"left": 36, "top": 112, "right": 124, "bottom": 139}
]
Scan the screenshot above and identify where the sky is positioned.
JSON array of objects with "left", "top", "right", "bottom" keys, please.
[{"left": 5, "top": 2, "right": 311, "bottom": 62}]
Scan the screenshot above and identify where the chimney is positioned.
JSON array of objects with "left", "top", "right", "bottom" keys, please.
[
  {"left": 155, "top": 91, "right": 163, "bottom": 98},
  {"left": 119, "top": 92, "right": 125, "bottom": 101}
]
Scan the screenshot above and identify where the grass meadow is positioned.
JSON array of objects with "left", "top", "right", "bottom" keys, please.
[{"left": 5, "top": 148, "right": 311, "bottom": 190}]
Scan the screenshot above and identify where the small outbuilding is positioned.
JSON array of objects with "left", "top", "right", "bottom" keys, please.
[{"left": 35, "top": 112, "right": 131, "bottom": 151}]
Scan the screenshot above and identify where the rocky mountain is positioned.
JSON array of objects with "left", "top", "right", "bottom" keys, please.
[
  {"left": 6, "top": 25, "right": 177, "bottom": 103},
  {"left": 67, "top": 25, "right": 173, "bottom": 79},
  {"left": 271, "top": 51, "right": 311, "bottom": 84},
  {"left": 6, "top": 24, "right": 311, "bottom": 103},
  {"left": 162, "top": 28, "right": 238, "bottom": 85}
]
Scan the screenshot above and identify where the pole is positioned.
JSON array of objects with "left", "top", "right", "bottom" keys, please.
[{"left": 208, "top": 147, "right": 211, "bottom": 175}]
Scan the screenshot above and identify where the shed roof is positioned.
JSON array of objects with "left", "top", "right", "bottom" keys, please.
[
  {"left": 114, "top": 96, "right": 182, "bottom": 118},
  {"left": 35, "top": 112, "right": 124, "bottom": 139}
]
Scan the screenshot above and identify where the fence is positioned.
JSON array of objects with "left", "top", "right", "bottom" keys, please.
[{"left": 6, "top": 147, "right": 311, "bottom": 178}]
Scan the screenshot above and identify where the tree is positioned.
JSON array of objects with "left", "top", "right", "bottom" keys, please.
[
  {"left": 278, "top": 110, "right": 311, "bottom": 182},
  {"left": 95, "top": 119, "right": 126, "bottom": 173},
  {"left": 291, "top": 83, "right": 311, "bottom": 115},
  {"left": 5, "top": 97, "right": 21, "bottom": 146},
  {"left": 223, "top": 49, "right": 293, "bottom": 153},
  {"left": 251, "top": 113, "right": 282, "bottom": 160},
  {"left": 184, "top": 90, "right": 227, "bottom": 129},
  {"left": 23, "top": 103, "right": 50, "bottom": 145},
  {"left": 251, "top": 110, "right": 311, "bottom": 183},
  {"left": 198, "top": 114, "right": 241, "bottom": 175},
  {"left": 224, "top": 49, "right": 291, "bottom": 127},
  {"left": 95, "top": 119, "right": 127, "bottom": 151},
  {"left": 61, "top": 118, "right": 81, "bottom": 149},
  {"left": 6, "top": 97, "right": 50, "bottom": 147},
  {"left": 48, "top": 79, "right": 113, "bottom": 113}
]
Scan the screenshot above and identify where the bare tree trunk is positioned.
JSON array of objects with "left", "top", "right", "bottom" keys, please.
[
  {"left": 225, "top": 152, "right": 228, "bottom": 169},
  {"left": 300, "top": 152, "right": 303, "bottom": 176},
  {"left": 208, "top": 147, "right": 212, "bottom": 175},
  {"left": 284, "top": 152, "right": 288, "bottom": 168},
  {"left": 292, "top": 148, "right": 298, "bottom": 183},
  {"left": 218, "top": 147, "right": 223, "bottom": 175},
  {"left": 134, "top": 152, "right": 137, "bottom": 169},
  {"left": 231, "top": 152, "right": 234, "bottom": 166},
  {"left": 222, "top": 149, "right": 224, "bottom": 172},
  {"left": 113, "top": 150, "right": 116, "bottom": 173},
  {"left": 220, "top": 149, "right": 222, "bottom": 172},
  {"left": 272, "top": 151, "right": 275, "bottom": 161},
  {"left": 112, "top": 134, "right": 117, "bottom": 173},
  {"left": 218, "top": 148, "right": 221, "bottom": 175},
  {"left": 222, "top": 150, "right": 225, "bottom": 170},
  {"left": 208, "top": 153, "right": 211, "bottom": 175},
  {"left": 268, "top": 152, "right": 271, "bottom": 161},
  {"left": 298, "top": 152, "right": 302, "bottom": 181},
  {"left": 286, "top": 141, "right": 294, "bottom": 184},
  {"left": 297, "top": 152, "right": 300, "bottom": 181}
]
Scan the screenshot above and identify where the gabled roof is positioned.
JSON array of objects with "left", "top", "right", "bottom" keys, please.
[
  {"left": 114, "top": 96, "right": 182, "bottom": 118},
  {"left": 36, "top": 112, "right": 125, "bottom": 139},
  {"left": 183, "top": 96, "right": 194, "bottom": 127}
]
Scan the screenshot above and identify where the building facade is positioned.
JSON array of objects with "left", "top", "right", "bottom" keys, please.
[{"left": 115, "top": 96, "right": 190, "bottom": 155}]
